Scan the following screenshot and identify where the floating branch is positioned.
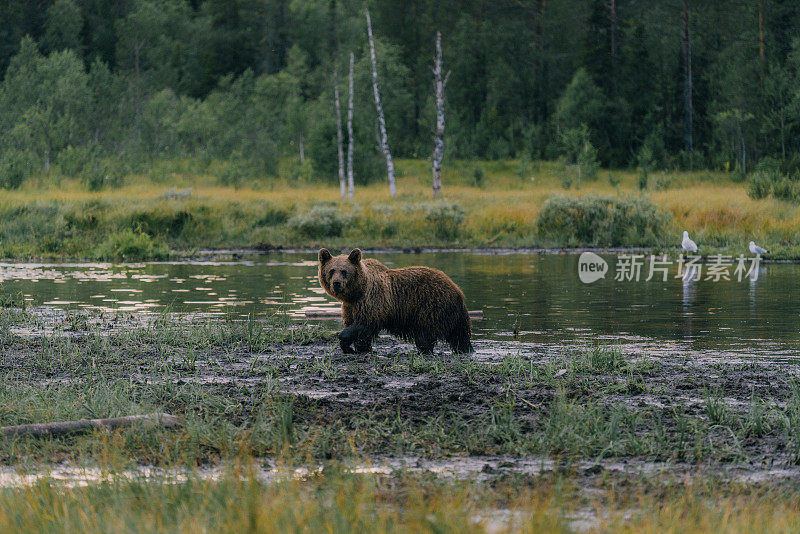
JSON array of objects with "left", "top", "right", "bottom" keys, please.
[{"left": 2, "top": 413, "right": 182, "bottom": 439}]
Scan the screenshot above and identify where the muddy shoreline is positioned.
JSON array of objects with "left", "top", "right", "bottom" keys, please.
[{"left": 2, "top": 308, "right": 799, "bottom": 484}]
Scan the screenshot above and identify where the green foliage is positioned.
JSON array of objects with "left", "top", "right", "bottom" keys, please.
[
  {"left": 115, "top": 0, "right": 201, "bottom": 94},
  {"left": 278, "top": 157, "right": 315, "bottom": 184},
  {"left": 0, "top": 0, "right": 797, "bottom": 186},
  {"left": 637, "top": 145, "right": 655, "bottom": 190},
  {"left": 517, "top": 152, "right": 531, "bottom": 181},
  {"left": 214, "top": 159, "right": 255, "bottom": 188},
  {"left": 41, "top": 0, "right": 82, "bottom": 54},
  {"left": 128, "top": 208, "right": 193, "bottom": 238},
  {"left": 536, "top": 194, "right": 671, "bottom": 246},
  {"left": 255, "top": 205, "right": 290, "bottom": 227},
  {"left": 288, "top": 205, "right": 350, "bottom": 238},
  {"left": 424, "top": 202, "right": 465, "bottom": 240},
  {"left": 357, "top": 204, "right": 399, "bottom": 238},
  {"left": 472, "top": 167, "right": 485, "bottom": 188},
  {"left": 0, "top": 149, "right": 35, "bottom": 189},
  {"left": 746, "top": 158, "right": 800, "bottom": 202},
  {"left": 558, "top": 125, "right": 599, "bottom": 188},
  {"left": 654, "top": 174, "right": 672, "bottom": 191},
  {"left": 0, "top": 38, "right": 89, "bottom": 178},
  {"left": 56, "top": 145, "right": 96, "bottom": 178},
  {"left": 746, "top": 172, "right": 773, "bottom": 200},
  {"left": 85, "top": 158, "right": 125, "bottom": 191},
  {"left": 554, "top": 68, "right": 604, "bottom": 135},
  {"left": 771, "top": 176, "right": 800, "bottom": 202},
  {"left": 95, "top": 228, "right": 169, "bottom": 261}
]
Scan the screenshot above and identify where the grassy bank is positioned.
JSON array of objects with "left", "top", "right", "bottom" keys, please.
[
  {"left": 2, "top": 158, "right": 799, "bottom": 260},
  {"left": 4, "top": 469, "right": 800, "bottom": 532}
]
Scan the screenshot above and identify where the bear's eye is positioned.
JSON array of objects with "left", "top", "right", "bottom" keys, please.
[
  {"left": 340, "top": 271, "right": 347, "bottom": 278},
  {"left": 328, "top": 270, "right": 334, "bottom": 278}
]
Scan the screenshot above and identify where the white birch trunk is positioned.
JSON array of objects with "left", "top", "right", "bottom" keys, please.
[
  {"left": 334, "top": 65, "right": 346, "bottom": 198},
  {"left": 347, "top": 51, "right": 355, "bottom": 198},
  {"left": 365, "top": 8, "right": 396, "bottom": 197},
  {"left": 431, "top": 30, "right": 447, "bottom": 198}
]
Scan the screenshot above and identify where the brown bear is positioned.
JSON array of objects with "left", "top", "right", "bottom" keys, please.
[{"left": 318, "top": 248, "right": 473, "bottom": 354}]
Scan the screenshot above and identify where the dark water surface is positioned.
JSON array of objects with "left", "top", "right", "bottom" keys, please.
[{"left": 0, "top": 252, "right": 796, "bottom": 357}]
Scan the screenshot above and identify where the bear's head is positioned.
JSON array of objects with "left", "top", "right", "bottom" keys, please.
[{"left": 318, "top": 248, "right": 363, "bottom": 302}]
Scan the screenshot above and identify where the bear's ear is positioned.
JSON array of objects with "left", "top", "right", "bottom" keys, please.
[
  {"left": 318, "top": 248, "right": 332, "bottom": 264},
  {"left": 348, "top": 248, "right": 362, "bottom": 265}
]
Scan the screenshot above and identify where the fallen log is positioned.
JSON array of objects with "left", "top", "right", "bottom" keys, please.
[
  {"left": 305, "top": 309, "right": 484, "bottom": 320},
  {"left": 2, "top": 413, "right": 182, "bottom": 439}
]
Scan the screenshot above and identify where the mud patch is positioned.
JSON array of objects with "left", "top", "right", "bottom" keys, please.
[{"left": 2, "top": 311, "right": 800, "bottom": 484}]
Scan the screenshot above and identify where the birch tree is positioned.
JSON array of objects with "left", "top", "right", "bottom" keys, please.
[
  {"left": 334, "top": 65, "right": 346, "bottom": 198},
  {"left": 347, "top": 51, "right": 355, "bottom": 198},
  {"left": 365, "top": 8, "right": 396, "bottom": 197},
  {"left": 431, "top": 31, "right": 448, "bottom": 198}
]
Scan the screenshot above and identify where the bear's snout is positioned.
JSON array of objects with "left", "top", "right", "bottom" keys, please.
[{"left": 332, "top": 280, "right": 343, "bottom": 292}]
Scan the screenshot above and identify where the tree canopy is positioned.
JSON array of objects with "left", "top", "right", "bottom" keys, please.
[{"left": 1, "top": 0, "right": 799, "bottom": 187}]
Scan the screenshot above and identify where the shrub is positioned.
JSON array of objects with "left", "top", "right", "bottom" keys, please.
[
  {"left": 536, "top": 194, "right": 671, "bottom": 246},
  {"left": 64, "top": 202, "right": 104, "bottom": 231},
  {"left": 745, "top": 173, "right": 771, "bottom": 200},
  {"left": 473, "top": 167, "right": 485, "bottom": 188},
  {"left": 129, "top": 209, "right": 193, "bottom": 237},
  {"left": 0, "top": 150, "right": 36, "bottom": 189},
  {"left": 214, "top": 158, "right": 261, "bottom": 188},
  {"left": 558, "top": 125, "right": 600, "bottom": 188},
  {"left": 84, "top": 158, "right": 125, "bottom": 191},
  {"left": 518, "top": 153, "right": 531, "bottom": 180},
  {"left": 424, "top": 202, "right": 465, "bottom": 240},
  {"left": 95, "top": 229, "right": 169, "bottom": 261},
  {"left": 757, "top": 156, "right": 782, "bottom": 175},
  {"left": 255, "top": 205, "right": 290, "bottom": 227},
  {"left": 215, "top": 160, "right": 245, "bottom": 188},
  {"left": 771, "top": 176, "right": 800, "bottom": 202},
  {"left": 746, "top": 160, "right": 789, "bottom": 201},
  {"left": 288, "top": 205, "right": 350, "bottom": 238},
  {"left": 654, "top": 174, "right": 672, "bottom": 191},
  {"left": 57, "top": 145, "right": 97, "bottom": 178},
  {"left": 278, "top": 156, "right": 314, "bottom": 184},
  {"left": 359, "top": 205, "right": 399, "bottom": 239}
]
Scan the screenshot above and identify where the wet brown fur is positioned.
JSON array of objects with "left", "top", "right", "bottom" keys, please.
[{"left": 318, "top": 248, "right": 473, "bottom": 354}]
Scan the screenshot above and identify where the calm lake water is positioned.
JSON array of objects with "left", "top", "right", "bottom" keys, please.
[{"left": 0, "top": 252, "right": 797, "bottom": 358}]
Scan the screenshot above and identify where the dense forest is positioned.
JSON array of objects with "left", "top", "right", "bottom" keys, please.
[{"left": 1, "top": 0, "right": 800, "bottom": 189}]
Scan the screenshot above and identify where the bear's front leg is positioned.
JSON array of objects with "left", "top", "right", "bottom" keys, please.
[
  {"left": 353, "top": 326, "right": 377, "bottom": 353},
  {"left": 338, "top": 324, "right": 363, "bottom": 354}
]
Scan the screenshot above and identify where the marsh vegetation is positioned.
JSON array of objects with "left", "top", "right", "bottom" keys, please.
[
  {"left": 1, "top": 308, "right": 800, "bottom": 530},
  {"left": 3, "top": 159, "right": 800, "bottom": 259}
]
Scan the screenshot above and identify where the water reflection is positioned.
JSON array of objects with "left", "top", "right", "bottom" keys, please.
[{"left": 0, "top": 253, "right": 796, "bottom": 357}]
